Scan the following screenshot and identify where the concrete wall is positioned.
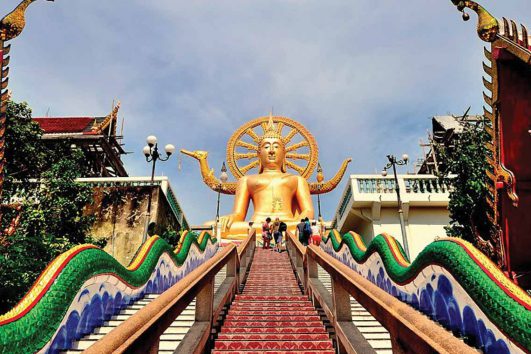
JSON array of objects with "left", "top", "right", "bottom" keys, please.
[
  {"left": 339, "top": 206, "right": 449, "bottom": 261},
  {"left": 405, "top": 207, "right": 449, "bottom": 259},
  {"left": 87, "top": 185, "right": 181, "bottom": 266},
  {"left": 334, "top": 175, "right": 451, "bottom": 261}
]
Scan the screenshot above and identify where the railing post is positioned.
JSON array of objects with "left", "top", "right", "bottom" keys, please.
[
  {"left": 196, "top": 275, "right": 214, "bottom": 322},
  {"left": 227, "top": 249, "right": 238, "bottom": 292},
  {"left": 332, "top": 276, "right": 352, "bottom": 322},
  {"left": 306, "top": 253, "right": 318, "bottom": 301},
  {"left": 296, "top": 249, "right": 303, "bottom": 269},
  {"left": 390, "top": 337, "right": 407, "bottom": 354},
  {"left": 239, "top": 249, "right": 247, "bottom": 287},
  {"left": 332, "top": 275, "right": 352, "bottom": 354}
]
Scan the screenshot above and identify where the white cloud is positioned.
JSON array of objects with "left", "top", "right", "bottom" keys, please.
[{"left": 1, "top": 0, "right": 529, "bottom": 224}]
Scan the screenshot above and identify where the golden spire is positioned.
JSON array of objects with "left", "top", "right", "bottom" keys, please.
[
  {"left": 258, "top": 113, "right": 284, "bottom": 144},
  {"left": 317, "top": 162, "right": 324, "bottom": 183}
]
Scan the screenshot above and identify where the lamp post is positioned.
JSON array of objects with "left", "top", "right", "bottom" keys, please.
[
  {"left": 316, "top": 162, "right": 324, "bottom": 219},
  {"left": 142, "top": 135, "right": 175, "bottom": 243},
  {"left": 316, "top": 162, "right": 325, "bottom": 236},
  {"left": 215, "top": 162, "right": 229, "bottom": 242},
  {"left": 382, "top": 154, "right": 410, "bottom": 259}
]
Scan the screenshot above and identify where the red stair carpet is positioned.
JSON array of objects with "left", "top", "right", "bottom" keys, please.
[{"left": 212, "top": 248, "right": 335, "bottom": 353}]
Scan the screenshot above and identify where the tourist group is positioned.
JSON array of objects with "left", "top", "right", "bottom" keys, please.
[{"left": 261, "top": 217, "right": 321, "bottom": 251}]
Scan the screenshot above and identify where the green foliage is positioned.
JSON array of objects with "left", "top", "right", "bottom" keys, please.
[
  {"left": 435, "top": 116, "right": 495, "bottom": 242},
  {"left": 0, "top": 101, "right": 96, "bottom": 314},
  {"left": 160, "top": 225, "right": 181, "bottom": 247},
  {"left": 3, "top": 101, "right": 47, "bottom": 193}
]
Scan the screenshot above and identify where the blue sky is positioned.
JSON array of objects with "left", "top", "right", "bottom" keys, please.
[{"left": 2, "top": 1, "right": 530, "bottom": 225}]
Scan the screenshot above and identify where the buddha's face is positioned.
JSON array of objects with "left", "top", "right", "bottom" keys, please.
[{"left": 259, "top": 137, "right": 286, "bottom": 171}]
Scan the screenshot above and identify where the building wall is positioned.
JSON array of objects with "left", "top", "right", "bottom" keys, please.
[
  {"left": 333, "top": 174, "right": 451, "bottom": 262},
  {"left": 357, "top": 217, "right": 374, "bottom": 245},
  {"left": 353, "top": 207, "right": 449, "bottom": 261},
  {"left": 87, "top": 185, "right": 181, "bottom": 266},
  {"left": 405, "top": 207, "right": 449, "bottom": 259},
  {"left": 88, "top": 186, "right": 155, "bottom": 266},
  {"left": 372, "top": 209, "right": 404, "bottom": 243}
]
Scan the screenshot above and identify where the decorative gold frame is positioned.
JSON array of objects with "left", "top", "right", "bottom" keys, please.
[{"left": 226, "top": 115, "right": 318, "bottom": 179}]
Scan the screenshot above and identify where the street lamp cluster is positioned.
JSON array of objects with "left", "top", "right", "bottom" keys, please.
[
  {"left": 382, "top": 154, "right": 410, "bottom": 259},
  {"left": 142, "top": 135, "right": 175, "bottom": 242},
  {"left": 141, "top": 135, "right": 230, "bottom": 244}
]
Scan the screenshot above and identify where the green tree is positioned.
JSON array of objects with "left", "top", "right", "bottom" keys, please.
[
  {"left": 2, "top": 100, "right": 47, "bottom": 194},
  {"left": 160, "top": 225, "right": 181, "bottom": 247},
  {"left": 0, "top": 101, "right": 97, "bottom": 314},
  {"left": 436, "top": 115, "right": 495, "bottom": 242}
]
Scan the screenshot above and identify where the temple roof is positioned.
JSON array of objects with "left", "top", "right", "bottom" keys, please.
[
  {"left": 34, "top": 117, "right": 106, "bottom": 135},
  {"left": 33, "top": 102, "right": 121, "bottom": 137}
]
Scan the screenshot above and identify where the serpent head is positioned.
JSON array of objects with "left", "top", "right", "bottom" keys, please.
[{"left": 180, "top": 149, "right": 208, "bottom": 161}]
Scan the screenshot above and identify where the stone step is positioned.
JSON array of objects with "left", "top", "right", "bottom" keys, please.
[
  {"left": 217, "top": 333, "right": 331, "bottom": 341},
  {"left": 213, "top": 351, "right": 335, "bottom": 354},
  {"left": 112, "top": 313, "right": 195, "bottom": 321},
  {"left": 228, "top": 310, "right": 319, "bottom": 316},
  {"left": 220, "top": 326, "right": 327, "bottom": 334},
  {"left": 225, "top": 315, "right": 321, "bottom": 322},
  {"left": 368, "top": 339, "right": 394, "bottom": 349},
  {"left": 214, "top": 340, "right": 334, "bottom": 351},
  {"left": 222, "top": 321, "right": 324, "bottom": 327},
  {"left": 353, "top": 320, "right": 384, "bottom": 327}
]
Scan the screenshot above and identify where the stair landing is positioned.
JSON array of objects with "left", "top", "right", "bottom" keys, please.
[{"left": 212, "top": 248, "right": 335, "bottom": 353}]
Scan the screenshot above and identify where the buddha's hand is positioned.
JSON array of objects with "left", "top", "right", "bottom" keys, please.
[{"left": 219, "top": 214, "right": 237, "bottom": 231}]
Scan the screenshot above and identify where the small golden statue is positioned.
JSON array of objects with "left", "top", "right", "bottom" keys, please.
[{"left": 182, "top": 115, "right": 351, "bottom": 239}]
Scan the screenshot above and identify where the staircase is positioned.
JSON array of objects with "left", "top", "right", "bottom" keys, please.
[
  {"left": 318, "top": 266, "right": 393, "bottom": 353},
  {"left": 212, "top": 248, "right": 335, "bottom": 353},
  {"left": 65, "top": 271, "right": 226, "bottom": 353}
]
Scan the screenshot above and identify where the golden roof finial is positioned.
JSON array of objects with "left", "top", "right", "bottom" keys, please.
[
  {"left": 317, "top": 162, "right": 324, "bottom": 183},
  {"left": 451, "top": 1, "right": 499, "bottom": 42},
  {"left": 1, "top": 0, "right": 54, "bottom": 42}
]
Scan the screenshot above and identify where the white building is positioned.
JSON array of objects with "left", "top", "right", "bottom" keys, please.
[{"left": 332, "top": 175, "right": 450, "bottom": 261}]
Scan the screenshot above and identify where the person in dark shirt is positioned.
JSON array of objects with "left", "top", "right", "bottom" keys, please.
[
  {"left": 278, "top": 220, "right": 287, "bottom": 252},
  {"left": 262, "top": 217, "right": 272, "bottom": 249},
  {"left": 303, "top": 217, "right": 312, "bottom": 244},
  {"left": 296, "top": 219, "right": 307, "bottom": 246}
]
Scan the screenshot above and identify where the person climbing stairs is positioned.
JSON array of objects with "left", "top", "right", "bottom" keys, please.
[{"left": 212, "top": 248, "right": 335, "bottom": 353}]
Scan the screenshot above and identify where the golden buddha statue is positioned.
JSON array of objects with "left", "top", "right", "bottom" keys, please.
[{"left": 181, "top": 115, "right": 351, "bottom": 239}]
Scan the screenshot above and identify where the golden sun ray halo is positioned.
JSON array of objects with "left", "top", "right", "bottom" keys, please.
[{"left": 226, "top": 116, "right": 319, "bottom": 179}]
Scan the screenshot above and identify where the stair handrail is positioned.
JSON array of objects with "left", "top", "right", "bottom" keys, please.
[
  {"left": 237, "top": 229, "right": 256, "bottom": 285},
  {"left": 305, "top": 244, "right": 476, "bottom": 354},
  {"left": 85, "top": 243, "right": 239, "bottom": 354},
  {"left": 285, "top": 231, "right": 306, "bottom": 288}
]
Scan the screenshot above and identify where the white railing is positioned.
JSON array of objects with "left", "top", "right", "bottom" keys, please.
[
  {"left": 356, "top": 175, "right": 450, "bottom": 194},
  {"left": 403, "top": 177, "right": 449, "bottom": 194},
  {"left": 333, "top": 174, "right": 451, "bottom": 231}
]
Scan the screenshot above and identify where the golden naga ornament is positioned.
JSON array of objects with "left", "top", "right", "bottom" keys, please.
[
  {"left": 182, "top": 114, "right": 351, "bottom": 239},
  {"left": 0, "top": 0, "right": 54, "bottom": 42},
  {"left": 450, "top": 0, "right": 499, "bottom": 42}
]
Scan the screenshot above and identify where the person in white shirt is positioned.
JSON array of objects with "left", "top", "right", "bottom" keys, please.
[{"left": 310, "top": 221, "right": 321, "bottom": 246}]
